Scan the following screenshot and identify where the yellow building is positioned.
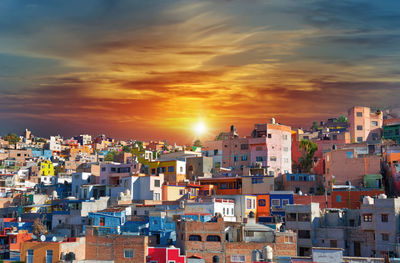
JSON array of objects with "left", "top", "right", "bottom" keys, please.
[
  {"left": 162, "top": 184, "right": 187, "bottom": 201},
  {"left": 39, "top": 160, "right": 54, "bottom": 176},
  {"left": 150, "top": 160, "right": 186, "bottom": 183}
]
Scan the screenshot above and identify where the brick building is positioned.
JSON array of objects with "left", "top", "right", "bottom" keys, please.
[
  {"left": 176, "top": 215, "right": 296, "bottom": 263},
  {"left": 85, "top": 226, "right": 148, "bottom": 263}
]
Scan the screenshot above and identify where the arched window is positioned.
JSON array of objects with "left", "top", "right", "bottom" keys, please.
[
  {"left": 188, "top": 235, "right": 202, "bottom": 241},
  {"left": 213, "top": 255, "right": 220, "bottom": 263},
  {"left": 207, "top": 235, "right": 221, "bottom": 242}
]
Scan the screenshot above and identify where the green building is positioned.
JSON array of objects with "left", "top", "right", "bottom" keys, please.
[{"left": 383, "top": 121, "right": 400, "bottom": 143}]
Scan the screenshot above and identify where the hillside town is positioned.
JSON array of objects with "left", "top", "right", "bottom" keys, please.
[{"left": 1, "top": 105, "right": 400, "bottom": 263}]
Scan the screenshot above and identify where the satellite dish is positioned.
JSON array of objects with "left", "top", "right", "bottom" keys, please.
[
  {"left": 52, "top": 236, "right": 57, "bottom": 242},
  {"left": 40, "top": 235, "right": 46, "bottom": 242}
]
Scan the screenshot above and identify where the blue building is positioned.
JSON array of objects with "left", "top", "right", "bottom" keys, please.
[
  {"left": 148, "top": 214, "right": 176, "bottom": 245},
  {"left": 88, "top": 208, "right": 126, "bottom": 234},
  {"left": 31, "top": 149, "right": 52, "bottom": 159},
  {"left": 269, "top": 191, "right": 294, "bottom": 217}
]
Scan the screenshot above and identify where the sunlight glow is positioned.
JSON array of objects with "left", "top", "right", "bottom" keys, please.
[{"left": 194, "top": 122, "right": 207, "bottom": 135}]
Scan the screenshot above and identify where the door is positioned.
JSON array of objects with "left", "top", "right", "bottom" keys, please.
[{"left": 354, "top": 241, "right": 361, "bottom": 257}]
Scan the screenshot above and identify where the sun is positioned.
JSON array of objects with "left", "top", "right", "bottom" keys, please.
[{"left": 194, "top": 122, "right": 207, "bottom": 136}]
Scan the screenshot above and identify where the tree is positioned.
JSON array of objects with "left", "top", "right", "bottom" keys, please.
[
  {"left": 215, "top": 132, "right": 224, "bottom": 141},
  {"left": 122, "top": 146, "right": 131, "bottom": 153},
  {"left": 33, "top": 217, "right": 48, "bottom": 236},
  {"left": 193, "top": 139, "right": 202, "bottom": 147},
  {"left": 3, "top": 133, "right": 20, "bottom": 145},
  {"left": 299, "top": 139, "right": 318, "bottom": 173},
  {"left": 336, "top": 115, "right": 348, "bottom": 123},
  {"left": 104, "top": 151, "right": 118, "bottom": 161},
  {"left": 311, "top": 121, "right": 319, "bottom": 131}
]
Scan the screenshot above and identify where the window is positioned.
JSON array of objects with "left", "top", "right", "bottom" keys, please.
[
  {"left": 271, "top": 199, "right": 280, "bottom": 207},
  {"left": 267, "top": 134, "right": 272, "bottom": 138},
  {"left": 298, "top": 230, "right": 311, "bottom": 239},
  {"left": 246, "top": 199, "right": 252, "bottom": 209},
  {"left": 111, "top": 167, "right": 116, "bottom": 172},
  {"left": 268, "top": 170, "right": 275, "bottom": 176},
  {"left": 251, "top": 178, "right": 263, "bottom": 184},
  {"left": 101, "top": 167, "right": 106, "bottom": 172},
  {"left": 168, "top": 166, "right": 174, "bottom": 172},
  {"left": 241, "top": 155, "right": 248, "bottom": 161},
  {"left": 179, "top": 189, "right": 185, "bottom": 195},
  {"left": 270, "top": 156, "right": 277, "bottom": 162},
  {"left": 357, "top": 125, "right": 363, "bottom": 131},
  {"left": 207, "top": 235, "right": 221, "bottom": 242},
  {"left": 283, "top": 147, "right": 288, "bottom": 152},
  {"left": 154, "top": 193, "right": 160, "bottom": 200},
  {"left": 287, "top": 213, "right": 297, "bottom": 221},
  {"left": 282, "top": 199, "right": 289, "bottom": 207},
  {"left": 363, "top": 214, "right": 372, "bottom": 222},
  {"left": 46, "top": 250, "right": 53, "bottom": 263},
  {"left": 189, "top": 235, "right": 202, "bottom": 241},
  {"left": 372, "top": 121, "right": 378, "bottom": 126},
  {"left": 231, "top": 255, "right": 246, "bottom": 262},
  {"left": 124, "top": 249, "right": 134, "bottom": 258},
  {"left": 240, "top": 144, "right": 249, "bottom": 150},
  {"left": 336, "top": 195, "right": 341, "bottom": 202},
  {"left": 357, "top": 112, "right": 363, "bottom": 117},
  {"left": 213, "top": 255, "right": 220, "bottom": 263},
  {"left": 258, "top": 199, "right": 266, "bottom": 207},
  {"left": 256, "top": 156, "right": 266, "bottom": 162},
  {"left": 282, "top": 134, "right": 288, "bottom": 140},
  {"left": 253, "top": 199, "right": 255, "bottom": 208},
  {"left": 151, "top": 168, "right": 156, "bottom": 174},
  {"left": 298, "top": 213, "right": 311, "bottom": 222},
  {"left": 27, "top": 249, "right": 34, "bottom": 263},
  {"left": 330, "top": 240, "right": 338, "bottom": 248},
  {"left": 100, "top": 217, "right": 105, "bottom": 226},
  {"left": 180, "top": 166, "right": 183, "bottom": 173},
  {"left": 382, "top": 233, "right": 389, "bottom": 241},
  {"left": 223, "top": 208, "right": 226, "bottom": 215},
  {"left": 154, "top": 179, "right": 160, "bottom": 187},
  {"left": 234, "top": 155, "right": 238, "bottom": 162},
  {"left": 284, "top": 236, "right": 294, "bottom": 243},
  {"left": 357, "top": 137, "right": 363, "bottom": 142},
  {"left": 381, "top": 214, "right": 389, "bottom": 222}
]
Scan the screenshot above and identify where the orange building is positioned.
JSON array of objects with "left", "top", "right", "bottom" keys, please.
[
  {"left": 256, "top": 194, "right": 270, "bottom": 219},
  {"left": 21, "top": 237, "right": 86, "bottom": 263},
  {"left": 331, "top": 189, "right": 384, "bottom": 209},
  {"left": 198, "top": 177, "right": 242, "bottom": 195}
]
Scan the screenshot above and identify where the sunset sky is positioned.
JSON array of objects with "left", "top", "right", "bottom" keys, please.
[{"left": 1, "top": 0, "right": 400, "bottom": 144}]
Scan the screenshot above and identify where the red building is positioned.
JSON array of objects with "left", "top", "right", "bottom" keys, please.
[
  {"left": 147, "top": 247, "right": 185, "bottom": 263},
  {"left": 331, "top": 189, "right": 385, "bottom": 209}
]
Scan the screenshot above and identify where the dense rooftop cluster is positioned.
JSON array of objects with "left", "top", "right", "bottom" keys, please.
[{"left": 1, "top": 106, "right": 400, "bottom": 263}]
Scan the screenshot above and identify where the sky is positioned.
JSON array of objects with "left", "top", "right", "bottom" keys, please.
[{"left": 1, "top": 0, "right": 400, "bottom": 144}]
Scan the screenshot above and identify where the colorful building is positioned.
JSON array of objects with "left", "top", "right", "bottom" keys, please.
[
  {"left": 147, "top": 247, "right": 185, "bottom": 263},
  {"left": 383, "top": 118, "right": 400, "bottom": 143},
  {"left": 348, "top": 106, "right": 383, "bottom": 143},
  {"left": 39, "top": 160, "right": 54, "bottom": 177},
  {"left": 331, "top": 188, "right": 385, "bottom": 209}
]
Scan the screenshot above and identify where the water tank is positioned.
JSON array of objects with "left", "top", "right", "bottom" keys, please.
[
  {"left": 262, "top": 245, "right": 273, "bottom": 261},
  {"left": 363, "top": 196, "right": 374, "bottom": 205},
  {"left": 378, "top": 194, "right": 387, "bottom": 199}
]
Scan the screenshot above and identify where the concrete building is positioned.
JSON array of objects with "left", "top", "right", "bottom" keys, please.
[
  {"left": 285, "top": 203, "right": 321, "bottom": 256},
  {"left": 186, "top": 156, "right": 213, "bottom": 181},
  {"left": 348, "top": 106, "right": 383, "bottom": 143},
  {"left": 202, "top": 140, "right": 223, "bottom": 169}
]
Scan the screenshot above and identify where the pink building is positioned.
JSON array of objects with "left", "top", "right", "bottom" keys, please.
[
  {"left": 324, "top": 148, "right": 381, "bottom": 189},
  {"left": 348, "top": 106, "right": 383, "bottom": 143},
  {"left": 221, "top": 120, "right": 291, "bottom": 177}
]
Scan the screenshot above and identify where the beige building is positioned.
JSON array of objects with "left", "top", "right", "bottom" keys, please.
[{"left": 348, "top": 106, "right": 383, "bottom": 143}]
